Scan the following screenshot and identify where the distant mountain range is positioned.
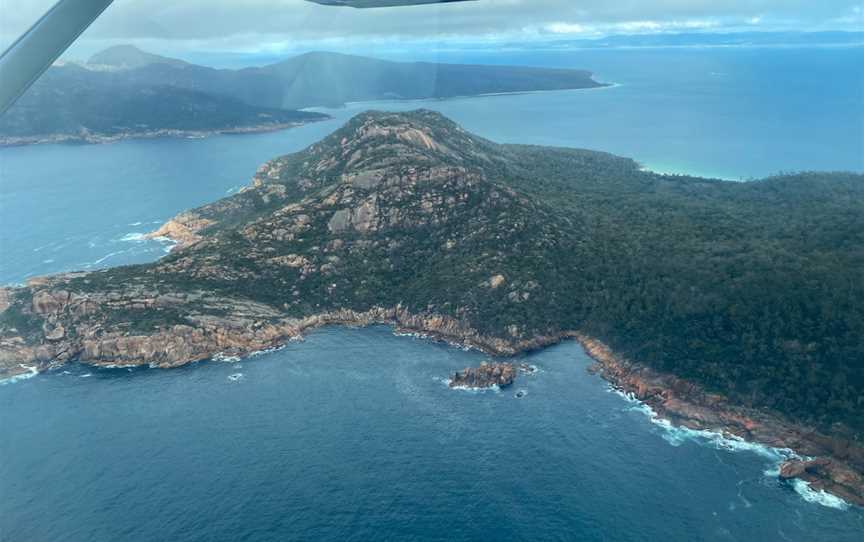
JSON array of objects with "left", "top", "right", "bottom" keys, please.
[
  {"left": 580, "top": 30, "right": 864, "bottom": 49},
  {"left": 462, "top": 31, "right": 864, "bottom": 52},
  {"left": 0, "top": 45, "right": 605, "bottom": 146},
  {"left": 87, "top": 44, "right": 191, "bottom": 69}
]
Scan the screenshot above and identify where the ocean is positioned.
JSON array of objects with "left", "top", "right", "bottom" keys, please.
[{"left": 0, "top": 47, "right": 862, "bottom": 540}]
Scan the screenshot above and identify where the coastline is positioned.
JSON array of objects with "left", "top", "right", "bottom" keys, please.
[
  {"left": 2, "top": 287, "right": 861, "bottom": 508},
  {"left": 1, "top": 81, "right": 615, "bottom": 150},
  {"left": 0, "top": 119, "right": 328, "bottom": 148},
  {"left": 2, "top": 289, "right": 862, "bottom": 508},
  {"left": 573, "top": 333, "right": 864, "bottom": 508},
  {"left": 330, "top": 81, "right": 618, "bottom": 110}
]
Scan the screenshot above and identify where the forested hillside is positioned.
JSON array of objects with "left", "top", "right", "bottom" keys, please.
[{"left": 1, "top": 110, "right": 861, "bottom": 440}]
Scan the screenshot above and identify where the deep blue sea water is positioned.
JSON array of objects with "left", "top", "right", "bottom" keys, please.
[
  {"left": 1, "top": 47, "right": 863, "bottom": 540},
  {"left": 2, "top": 328, "right": 863, "bottom": 541}
]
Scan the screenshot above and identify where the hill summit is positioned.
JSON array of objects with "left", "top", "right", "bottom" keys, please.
[{"left": 87, "top": 44, "right": 189, "bottom": 69}]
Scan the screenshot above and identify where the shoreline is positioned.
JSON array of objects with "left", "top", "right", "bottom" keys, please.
[
  {"left": 2, "top": 296, "right": 861, "bottom": 508},
  {"left": 0, "top": 119, "right": 328, "bottom": 149},
  {"left": 1, "top": 83, "right": 615, "bottom": 150},
  {"left": 326, "top": 81, "right": 618, "bottom": 110},
  {"left": 574, "top": 333, "right": 864, "bottom": 508}
]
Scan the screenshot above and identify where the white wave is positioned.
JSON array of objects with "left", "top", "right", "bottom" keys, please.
[
  {"left": 610, "top": 384, "right": 788, "bottom": 458},
  {"left": 791, "top": 480, "right": 850, "bottom": 510},
  {"left": 128, "top": 221, "right": 143, "bottom": 226},
  {"left": 447, "top": 381, "right": 503, "bottom": 393},
  {"left": 607, "top": 386, "right": 640, "bottom": 404},
  {"left": 607, "top": 384, "right": 854, "bottom": 509},
  {"left": 0, "top": 365, "right": 39, "bottom": 385},
  {"left": 450, "top": 385, "right": 500, "bottom": 392},
  {"left": 227, "top": 373, "right": 244, "bottom": 382},
  {"left": 156, "top": 238, "right": 179, "bottom": 253},
  {"left": 625, "top": 393, "right": 790, "bottom": 460},
  {"left": 519, "top": 364, "right": 540, "bottom": 375},
  {"left": 608, "top": 385, "right": 850, "bottom": 510},
  {"left": 42, "top": 259, "right": 55, "bottom": 264},
  {"left": 393, "top": 330, "right": 430, "bottom": 339},
  {"left": 211, "top": 340, "right": 294, "bottom": 365},
  {"left": 213, "top": 352, "right": 242, "bottom": 363},
  {"left": 88, "top": 251, "right": 125, "bottom": 266},
  {"left": 248, "top": 344, "right": 287, "bottom": 358},
  {"left": 121, "top": 231, "right": 177, "bottom": 254},
  {"left": 79, "top": 373, "right": 92, "bottom": 378},
  {"left": 392, "top": 329, "right": 478, "bottom": 352}
]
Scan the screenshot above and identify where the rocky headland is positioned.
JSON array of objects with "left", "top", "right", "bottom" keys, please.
[{"left": 1, "top": 110, "right": 862, "bottom": 505}]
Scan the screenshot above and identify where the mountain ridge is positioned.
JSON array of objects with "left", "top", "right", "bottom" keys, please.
[
  {"left": 87, "top": 44, "right": 189, "bottom": 69},
  {"left": 1, "top": 46, "right": 608, "bottom": 146}
]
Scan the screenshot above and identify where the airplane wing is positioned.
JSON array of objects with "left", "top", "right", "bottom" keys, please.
[
  {"left": 0, "top": 0, "right": 114, "bottom": 116},
  {"left": 0, "top": 0, "right": 477, "bottom": 115},
  {"left": 307, "top": 1, "right": 473, "bottom": 7}
]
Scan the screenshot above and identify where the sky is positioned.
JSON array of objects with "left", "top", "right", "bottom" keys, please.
[{"left": 1, "top": 0, "right": 862, "bottom": 59}]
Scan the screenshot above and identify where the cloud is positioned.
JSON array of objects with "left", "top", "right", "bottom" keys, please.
[
  {"left": 545, "top": 23, "right": 593, "bottom": 35},
  {"left": 1, "top": 0, "right": 861, "bottom": 55},
  {"left": 611, "top": 19, "right": 720, "bottom": 32}
]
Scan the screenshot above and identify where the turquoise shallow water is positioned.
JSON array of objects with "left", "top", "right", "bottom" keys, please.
[{"left": 0, "top": 47, "right": 863, "bottom": 540}]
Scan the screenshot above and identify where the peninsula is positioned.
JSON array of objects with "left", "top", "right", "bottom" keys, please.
[
  {"left": 0, "top": 110, "right": 861, "bottom": 504},
  {"left": 0, "top": 46, "right": 607, "bottom": 146}
]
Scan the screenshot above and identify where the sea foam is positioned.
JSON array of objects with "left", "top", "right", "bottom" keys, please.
[
  {"left": 213, "top": 352, "right": 242, "bottom": 363},
  {"left": 606, "top": 384, "right": 852, "bottom": 509},
  {"left": 0, "top": 365, "right": 38, "bottom": 385},
  {"left": 120, "top": 232, "right": 146, "bottom": 242},
  {"left": 609, "top": 385, "right": 791, "bottom": 459},
  {"left": 791, "top": 479, "right": 850, "bottom": 510}
]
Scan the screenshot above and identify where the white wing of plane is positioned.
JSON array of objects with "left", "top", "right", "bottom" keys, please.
[{"left": 308, "top": 1, "right": 473, "bottom": 7}]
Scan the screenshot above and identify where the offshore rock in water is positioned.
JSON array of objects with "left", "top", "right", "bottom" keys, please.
[
  {"left": 779, "top": 458, "right": 864, "bottom": 507},
  {"left": 449, "top": 362, "right": 516, "bottom": 389}
]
